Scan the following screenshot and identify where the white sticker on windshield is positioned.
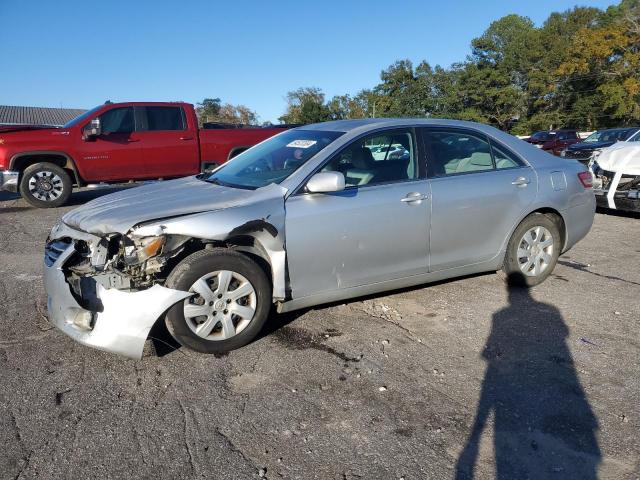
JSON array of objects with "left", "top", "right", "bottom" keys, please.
[{"left": 286, "top": 140, "right": 317, "bottom": 149}]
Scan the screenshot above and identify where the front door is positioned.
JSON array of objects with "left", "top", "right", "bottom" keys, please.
[
  {"left": 285, "top": 128, "right": 430, "bottom": 299},
  {"left": 421, "top": 128, "right": 537, "bottom": 271},
  {"left": 77, "top": 106, "right": 144, "bottom": 181}
]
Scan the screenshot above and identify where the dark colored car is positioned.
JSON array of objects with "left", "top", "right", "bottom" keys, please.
[
  {"left": 561, "top": 127, "right": 640, "bottom": 164},
  {"left": 524, "top": 130, "right": 580, "bottom": 156}
]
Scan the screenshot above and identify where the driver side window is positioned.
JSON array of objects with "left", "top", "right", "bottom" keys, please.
[
  {"left": 322, "top": 129, "right": 417, "bottom": 187},
  {"left": 99, "top": 107, "right": 134, "bottom": 134}
]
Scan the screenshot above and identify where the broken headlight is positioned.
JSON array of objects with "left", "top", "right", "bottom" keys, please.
[{"left": 124, "top": 235, "right": 166, "bottom": 265}]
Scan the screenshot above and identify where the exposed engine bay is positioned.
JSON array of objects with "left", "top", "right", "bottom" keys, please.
[{"left": 45, "top": 227, "right": 193, "bottom": 311}]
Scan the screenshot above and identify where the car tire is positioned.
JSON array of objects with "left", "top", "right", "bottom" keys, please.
[
  {"left": 164, "top": 248, "right": 271, "bottom": 354},
  {"left": 19, "top": 162, "right": 72, "bottom": 208},
  {"left": 502, "top": 213, "right": 561, "bottom": 287}
]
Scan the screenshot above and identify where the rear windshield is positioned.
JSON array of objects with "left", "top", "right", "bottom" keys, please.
[
  {"left": 204, "top": 129, "right": 344, "bottom": 189},
  {"left": 531, "top": 131, "right": 554, "bottom": 141}
]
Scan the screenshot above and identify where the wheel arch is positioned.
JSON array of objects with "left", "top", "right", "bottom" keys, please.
[
  {"left": 497, "top": 206, "right": 568, "bottom": 269},
  {"left": 10, "top": 151, "right": 83, "bottom": 186},
  {"left": 161, "top": 234, "right": 277, "bottom": 299},
  {"left": 227, "top": 146, "right": 250, "bottom": 160},
  {"left": 529, "top": 207, "right": 567, "bottom": 252}
]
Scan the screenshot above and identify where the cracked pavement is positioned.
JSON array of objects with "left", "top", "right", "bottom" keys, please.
[{"left": 1, "top": 188, "right": 639, "bottom": 479}]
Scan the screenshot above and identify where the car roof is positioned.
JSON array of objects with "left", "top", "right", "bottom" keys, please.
[{"left": 298, "top": 117, "right": 506, "bottom": 134}]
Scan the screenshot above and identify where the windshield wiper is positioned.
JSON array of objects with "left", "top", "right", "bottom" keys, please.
[{"left": 204, "top": 176, "right": 257, "bottom": 190}]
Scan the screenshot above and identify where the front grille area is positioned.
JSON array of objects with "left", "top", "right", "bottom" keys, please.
[
  {"left": 564, "top": 149, "right": 593, "bottom": 160},
  {"left": 45, "top": 238, "right": 72, "bottom": 267}
]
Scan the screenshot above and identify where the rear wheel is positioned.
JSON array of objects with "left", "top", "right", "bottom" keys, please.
[
  {"left": 164, "top": 248, "right": 271, "bottom": 354},
  {"left": 502, "top": 213, "right": 561, "bottom": 287},
  {"left": 19, "top": 162, "right": 72, "bottom": 208}
]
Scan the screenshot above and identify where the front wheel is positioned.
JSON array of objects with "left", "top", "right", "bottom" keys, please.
[
  {"left": 164, "top": 248, "right": 271, "bottom": 354},
  {"left": 502, "top": 213, "right": 561, "bottom": 287},
  {"left": 19, "top": 162, "right": 72, "bottom": 208}
]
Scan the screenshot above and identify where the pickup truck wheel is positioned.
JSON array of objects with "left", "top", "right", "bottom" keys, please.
[
  {"left": 19, "top": 162, "right": 72, "bottom": 208},
  {"left": 502, "top": 213, "right": 561, "bottom": 287},
  {"left": 164, "top": 248, "right": 271, "bottom": 354}
]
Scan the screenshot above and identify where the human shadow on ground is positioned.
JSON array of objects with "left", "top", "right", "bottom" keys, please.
[{"left": 455, "top": 272, "right": 600, "bottom": 479}]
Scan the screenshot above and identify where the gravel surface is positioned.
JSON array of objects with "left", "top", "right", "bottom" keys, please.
[{"left": 1, "top": 188, "right": 639, "bottom": 479}]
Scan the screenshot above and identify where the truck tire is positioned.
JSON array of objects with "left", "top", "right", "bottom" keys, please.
[
  {"left": 164, "top": 248, "right": 271, "bottom": 354},
  {"left": 19, "top": 162, "right": 72, "bottom": 208},
  {"left": 502, "top": 213, "right": 561, "bottom": 287}
]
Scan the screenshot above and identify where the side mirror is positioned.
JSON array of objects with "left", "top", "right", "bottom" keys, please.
[
  {"left": 306, "top": 172, "right": 345, "bottom": 193},
  {"left": 83, "top": 118, "right": 102, "bottom": 140}
]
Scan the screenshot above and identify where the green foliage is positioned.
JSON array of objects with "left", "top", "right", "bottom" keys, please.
[
  {"left": 279, "top": 87, "right": 331, "bottom": 124},
  {"left": 281, "top": 0, "right": 638, "bottom": 132},
  {"left": 196, "top": 98, "right": 258, "bottom": 126}
]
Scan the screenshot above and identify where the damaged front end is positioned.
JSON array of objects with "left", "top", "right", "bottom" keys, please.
[
  {"left": 44, "top": 222, "right": 193, "bottom": 359},
  {"left": 589, "top": 144, "right": 640, "bottom": 213}
]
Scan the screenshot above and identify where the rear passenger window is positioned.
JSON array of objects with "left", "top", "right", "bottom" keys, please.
[
  {"left": 557, "top": 131, "right": 576, "bottom": 140},
  {"left": 143, "top": 107, "right": 186, "bottom": 131},
  {"left": 321, "top": 129, "right": 417, "bottom": 187},
  {"left": 423, "top": 130, "right": 493, "bottom": 177},
  {"left": 491, "top": 141, "right": 524, "bottom": 169}
]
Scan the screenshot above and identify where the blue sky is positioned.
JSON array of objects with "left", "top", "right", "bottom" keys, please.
[{"left": 0, "top": 0, "right": 616, "bottom": 123}]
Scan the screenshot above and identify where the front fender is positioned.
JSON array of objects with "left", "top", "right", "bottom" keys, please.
[{"left": 131, "top": 198, "right": 288, "bottom": 300}]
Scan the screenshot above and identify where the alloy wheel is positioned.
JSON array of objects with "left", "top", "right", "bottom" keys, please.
[{"left": 27, "top": 171, "right": 64, "bottom": 202}]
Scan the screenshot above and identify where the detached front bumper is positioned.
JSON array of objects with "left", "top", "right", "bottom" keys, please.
[
  {"left": 0, "top": 170, "right": 19, "bottom": 192},
  {"left": 44, "top": 245, "right": 191, "bottom": 359}
]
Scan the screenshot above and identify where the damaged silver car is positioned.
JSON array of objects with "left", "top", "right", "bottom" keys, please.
[{"left": 44, "top": 119, "right": 596, "bottom": 359}]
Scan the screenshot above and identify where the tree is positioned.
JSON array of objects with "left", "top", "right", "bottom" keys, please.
[
  {"left": 327, "top": 94, "right": 369, "bottom": 119},
  {"left": 278, "top": 0, "right": 637, "bottom": 132},
  {"left": 558, "top": 0, "right": 640, "bottom": 126},
  {"left": 195, "top": 98, "right": 222, "bottom": 125},
  {"left": 279, "top": 87, "right": 331, "bottom": 124},
  {"left": 195, "top": 98, "right": 258, "bottom": 126}
]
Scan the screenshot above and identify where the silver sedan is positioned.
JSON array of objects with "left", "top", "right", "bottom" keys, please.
[{"left": 44, "top": 119, "right": 596, "bottom": 358}]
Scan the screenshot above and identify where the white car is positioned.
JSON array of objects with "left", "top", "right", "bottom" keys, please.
[{"left": 590, "top": 141, "right": 640, "bottom": 212}]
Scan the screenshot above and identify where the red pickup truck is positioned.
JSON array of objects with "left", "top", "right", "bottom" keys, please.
[{"left": 0, "top": 101, "right": 288, "bottom": 207}]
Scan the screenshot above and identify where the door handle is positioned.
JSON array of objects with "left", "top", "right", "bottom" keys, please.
[
  {"left": 179, "top": 136, "right": 194, "bottom": 141},
  {"left": 512, "top": 176, "right": 530, "bottom": 187},
  {"left": 401, "top": 192, "right": 429, "bottom": 203},
  {"left": 127, "top": 138, "right": 140, "bottom": 143}
]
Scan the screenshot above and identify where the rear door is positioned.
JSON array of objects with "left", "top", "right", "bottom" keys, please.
[
  {"left": 421, "top": 127, "right": 537, "bottom": 271},
  {"left": 137, "top": 106, "right": 200, "bottom": 177},
  {"left": 285, "top": 128, "right": 430, "bottom": 299},
  {"left": 77, "top": 106, "right": 144, "bottom": 181}
]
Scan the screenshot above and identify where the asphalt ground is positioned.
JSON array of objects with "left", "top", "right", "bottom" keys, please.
[{"left": 1, "top": 187, "right": 638, "bottom": 479}]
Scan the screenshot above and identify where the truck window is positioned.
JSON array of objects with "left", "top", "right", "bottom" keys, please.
[
  {"left": 142, "top": 106, "right": 186, "bottom": 131},
  {"left": 100, "top": 107, "right": 134, "bottom": 134}
]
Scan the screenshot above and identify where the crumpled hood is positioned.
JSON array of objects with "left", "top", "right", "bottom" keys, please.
[
  {"left": 62, "top": 176, "right": 287, "bottom": 236},
  {"left": 596, "top": 142, "right": 640, "bottom": 176}
]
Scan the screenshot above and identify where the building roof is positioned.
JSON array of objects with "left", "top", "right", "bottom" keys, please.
[{"left": 0, "top": 105, "right": 87, "bottom": 126}]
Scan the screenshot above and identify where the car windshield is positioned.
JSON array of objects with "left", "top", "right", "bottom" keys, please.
[
  {"left": 583, "top": 129, "right": 634, "bottom": 143},
  {"left": 204, "top": 129, "right": 344, "bottom": 189},
  {"left": 63, "top": 105, "right": 103, "bottom": 128}
]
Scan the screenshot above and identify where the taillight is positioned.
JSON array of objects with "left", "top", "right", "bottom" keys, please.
[{"left": 577, "top": 171, "right": 593, "bottom": 188}]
